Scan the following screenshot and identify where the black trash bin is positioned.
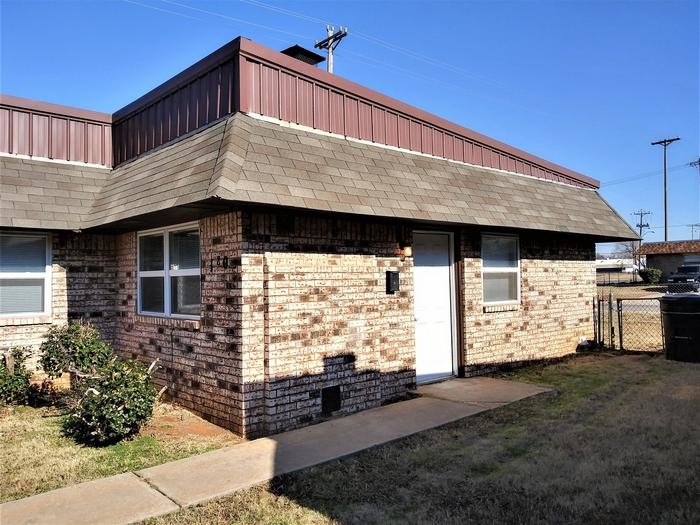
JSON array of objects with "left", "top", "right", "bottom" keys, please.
[{"left": 660, "top": 294, "right": 700, "bottom": 362}]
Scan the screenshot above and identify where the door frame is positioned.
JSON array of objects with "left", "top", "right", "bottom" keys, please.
[{"left": 413, "top": 230, "right": 459, "bottom": 382}]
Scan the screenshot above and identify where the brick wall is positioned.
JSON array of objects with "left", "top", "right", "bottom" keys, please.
[
  {"left": 240, "top": 211, "right": 415, "bottom": 436},
  {"left": 3, "top": 211, "right": 595, "bottom": 439},
  {"left": 113, "top": 212, "right": 247, "bottom": 434},
  {"left": 646, "top": 254, "right": 686, "bottom": 279},
  {"left": 0, "top": 232, "right": 115, "bottom": 368},
  {"left": 460, "top": 229, "right": 595, "bottom": 372},
  {"left": 113, "top": 210, "right": 415, "bottom": 437}
]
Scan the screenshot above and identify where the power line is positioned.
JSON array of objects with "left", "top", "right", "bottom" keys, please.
[
  {"left": 648, "top": 224, "right": 697, "bottom": 230},
  {"left": 691, "top": 157, "right": 700, "bottom": 222},
  {"left": 158, "top": 0, "right": 314, "bottom": 40},
  {"left": 600, "top": 163, "right": 686, "bottom": 187},
  {"left": 238, "top": 0, "right": 506, "bottom": 87},
  {"left": 122, "top": 0, "right": 207, "bottom": 22},
  {"left": 690, "top": 223, "right": 700, "bottom": 240},
  {"left": 150, "top": 0, "right": 543, "bottom": 115},
  {"left": 690, "top": 157, "right": 700, "bottom": 173},
  {"left": 121, "top": 0, "right": 306, "bottom": 47},
  {"left": 240, "top": 0, "right": 329, "bottom": 25}
]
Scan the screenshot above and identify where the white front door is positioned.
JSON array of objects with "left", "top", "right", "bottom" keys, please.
[{"left": 413, "top": 232, "right": 455, "bottom": 383}]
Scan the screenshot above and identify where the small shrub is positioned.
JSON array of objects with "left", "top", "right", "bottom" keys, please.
[
  {"left": 64, "top": 358, "right": 157, "bottom": 445},
  {"left": 639, "top": 267, "right": 663, "bottom": 284},
  {"left": 0, "top": 347, "right": 32, "bottom": 405},
  {"left": 40, "top": 322, "right": 114, "bottom": 378}
]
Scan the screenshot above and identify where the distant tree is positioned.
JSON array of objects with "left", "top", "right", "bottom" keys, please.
[{"left": 612, "top": 242, "right": 636, "bottom": 259}]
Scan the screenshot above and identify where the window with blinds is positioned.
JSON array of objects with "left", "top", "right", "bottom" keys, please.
[
  {"left": 0, "top": 233, "right": 51, "bottom": 316},
  {"left": 137, "top": 223, "right": 201, "bottom": 318}
]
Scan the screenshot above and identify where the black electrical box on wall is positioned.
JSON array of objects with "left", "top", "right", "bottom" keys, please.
[{"left": 386, "top": 271, "right": 400, "bottom": 294}]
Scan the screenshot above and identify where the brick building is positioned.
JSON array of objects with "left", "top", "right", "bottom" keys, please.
[
  {"left": 637, "top": 240, "right": 700, "bottom": 279},
  {"left": 0, "top": 37, "right": 636, "bottom": 437}
]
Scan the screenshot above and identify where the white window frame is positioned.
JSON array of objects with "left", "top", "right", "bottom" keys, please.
[
  {"left": 137, "top": 222, "right": 200, "bottom": 319},
  {"left": 481, "top": 233, "right": 521, "bottom": 306},
  {"left": 0, "top": 232, "right": 52, "bottom": 318}
]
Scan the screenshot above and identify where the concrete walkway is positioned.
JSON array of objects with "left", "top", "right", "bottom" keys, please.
[{"left": 0, "top": 377, "right": 549, "bottom": 525}]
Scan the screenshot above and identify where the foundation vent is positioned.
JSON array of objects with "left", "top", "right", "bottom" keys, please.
[{"left": 321, "top": 385, "right": 341, "bottom": 414}]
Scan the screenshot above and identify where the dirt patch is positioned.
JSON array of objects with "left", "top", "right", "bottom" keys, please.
[{"left": 143, "top": 403, "right": 236, "bottom": 440}]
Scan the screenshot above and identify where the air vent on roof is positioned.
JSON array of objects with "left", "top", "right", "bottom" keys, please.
[{"left": 280, "top": 45, "right": 325, "bottom": 66}]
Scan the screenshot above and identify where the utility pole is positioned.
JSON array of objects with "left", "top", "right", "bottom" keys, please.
[
  {"left": 690, "top": 158, "right": 700, "bottom": 231},
  {"left": 651, "top": 137, "right": 680, "bottom": 241},
  {"left": 690, "top": 157, "right": 700, "bottom": 174},
  {"left": 691, "top": 224, "right": 700, "bottom": 240},
  {"left": 631, "top": 209, "right": 651, "bottom": 279},
  {"left": 315, "top": 25, "right": 348, "bottom": 74},
  {"left": 632, "top": 209, "right": 651, "bottom": 240}
]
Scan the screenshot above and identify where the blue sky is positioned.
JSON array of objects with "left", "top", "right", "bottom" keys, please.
[{"left": 1, "top": 0, "right": 698, "bottom": 250}]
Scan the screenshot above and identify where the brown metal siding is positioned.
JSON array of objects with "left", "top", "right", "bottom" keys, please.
[
  {"left": 112, "top": 59, "right": 238, "bottom": 165},
  {"left": 314, "top": 84, "right": 330, "bottom": 130},
  {"left": 0, "top": 97, "right": 112, "bottom": 167},
  {"left": 280, "top": 71, "right": 297, "bottom": 123},
  {"left": 386, "top": 112, "right": 398, "bottom": 147},
  {"left": 0, "top": 102, "right": 112, "bottom": 167},
  {"left": 12, "top": 110, "right": 30, "bottom": 155},
  {"left": 237, "top": 44, "right": 596, "bottom": 188},
  {"left": 329, "top": 91, "right": 344, "bottom": 135}
]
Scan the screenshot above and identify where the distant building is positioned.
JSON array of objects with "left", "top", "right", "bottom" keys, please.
[
  {"left": 637, "top": 241, "right": 700, "bottom": 278},
  {"left": 595, "top": 258, "right": 637, "bottom": 274}
]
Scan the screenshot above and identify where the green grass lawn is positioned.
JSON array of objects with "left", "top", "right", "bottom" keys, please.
[
  {"left": 146, "top": 353, "right": 700, "bottom": 525},
  {"left": 0, "top": 402, "right": 242, "bottom": 503}
]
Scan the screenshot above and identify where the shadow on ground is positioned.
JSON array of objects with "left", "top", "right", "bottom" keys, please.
[{"left": 146, "top": 352, "right": 700, "bottom": 524}]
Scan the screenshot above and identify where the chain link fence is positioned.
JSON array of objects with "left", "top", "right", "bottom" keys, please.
[
  {"left": 594, "top": 282, "right": 698, "bottom": 352},
  {"left": 616, "top": 298, "right": 663, "bottom": 351}
]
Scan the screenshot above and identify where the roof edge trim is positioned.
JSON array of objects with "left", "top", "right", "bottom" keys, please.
[
  {"left": 112, "top": 37, "right": 243, "bottom": 121},
  {"left": 0, "top": 94, "right": 112, "bottom": 124}
]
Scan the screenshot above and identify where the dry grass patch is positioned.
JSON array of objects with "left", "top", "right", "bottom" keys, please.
[
  {"left": 0, "top": 402, "right": 242, "bottom": 503},
  {"left": 617, "top": 311, "right": 664, "bottom": 350},
  {"left": 597, "top": 283, "right": 667, "bottom": 299},
  {"left": 147, "top": 354, "right": 700, "bottom": 525}
]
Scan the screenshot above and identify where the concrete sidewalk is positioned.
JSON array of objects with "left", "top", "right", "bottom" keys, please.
[{"left": 0, "top": 377, "right": 549, "bottom": 525}]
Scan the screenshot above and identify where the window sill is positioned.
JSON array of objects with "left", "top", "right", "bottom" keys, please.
[
  {"left": 0, "top": 315, "right": 53, "bottom": 327},
  {"left": 134, "top": 314, "right": 201, "bottom": 331},
  {"left": 483, "top": 303, "right": 520, "bottom": 313}
]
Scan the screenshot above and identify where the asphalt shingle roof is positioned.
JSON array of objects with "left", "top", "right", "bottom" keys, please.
[
  {"left": 1, "top": 157, "right": 109, "bottom": 229},
  {"left": 0, "top": 112, "right": 637, "bottom": 240},
  {"left": 638, "top": 241, "right": 700, "bottom": 255}
]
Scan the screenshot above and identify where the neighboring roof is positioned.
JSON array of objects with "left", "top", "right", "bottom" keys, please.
[
  {"left": 0, "top": 156, "right": 109, "bottom": 229},
  {"left": 638, "top": 240, "right": 700, "bottom": 255},
  {"left": 84, "top": 113, "right": 636, "bottom": 240}
]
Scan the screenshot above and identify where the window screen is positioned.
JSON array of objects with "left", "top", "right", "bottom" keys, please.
[
  {"left": 482, "top": 235, "right": 519, "bottom": 304},
  {"left": 137, "top": 225, "right": 200, "bottom": 317}
]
